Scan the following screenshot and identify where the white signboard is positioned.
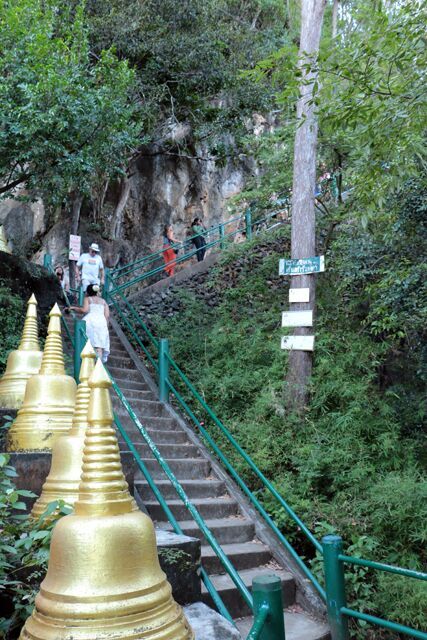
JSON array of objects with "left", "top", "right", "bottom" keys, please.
[
  {"left": 281, "top": 335, "right": 315, "bottom": 351},
  {"left": 289, "top": 288, "right": 310, "bottom": 303},
  {"left": 69, "top": 234, "right": 81, "bottom": 261},
  {"left": 282, "top": 311, "right": 313, "bottom": 327}
]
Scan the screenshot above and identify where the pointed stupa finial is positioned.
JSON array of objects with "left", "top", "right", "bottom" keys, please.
[
  {"left": 38, "top": 303, "right": 65, "bottom": 375},
  {"left": 18, "top": 294, "right": 40, "bottom": 352},
  {"left": 0, "top": 225, "right": 11, "bottom": 254},
  {"left": 68, "top": 341, "right": 96, "bottom": 438},
  {"left": 74, "top": 359, "right": 136, "bottom": 517}
]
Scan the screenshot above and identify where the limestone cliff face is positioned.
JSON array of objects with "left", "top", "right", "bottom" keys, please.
[
  {"left": 0, "top": 197, "right": 45, "bottom": 256},
  {"left": 0, "top": 135, "right": 261, "bottom": 269},
  {"left": 113, "top": 145, "right": 255, "bottom": 267}
]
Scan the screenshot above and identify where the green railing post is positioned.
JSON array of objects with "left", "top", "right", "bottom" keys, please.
[
  {"left": 322, "top": 535, "right": 350, "bottom": 640},
  {"left": 158, "top": 338, "right": 170, "bottom": 403},
  {"left": 104, "top": 268, "right": 111, "bottom": 304},
  {"left": 43, "top": 253, "right": 52, "bottom": 269},
  {"left": 73, "top": 319, "right": 85, "bottom": 383},
  {"left": 248, "top": 575, "right": 285, "bottom": 640},
  {"left": 219, "top": 223, "right": 225, "bottom": 249},
  {"left": 78, "top": 285, "right": 84, "bottom": 306},
  {"left": 245, "top": 208, "right": 252, "bottom": 240}
]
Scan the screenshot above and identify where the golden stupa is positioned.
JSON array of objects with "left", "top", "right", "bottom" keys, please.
[
  {"left": 0, "top": 225, "right": 12, "bottom": 253},
  {"left": 7, "top": 303, "right": 77, "bottom": 451},
  {"left": 19, "top": 360, "right": 194, "bottom": 640},
  {"left": 31, "top": 341, "right": 97, "bottom": 518},
  {"left": 0, "top": 294, "right": 43, "bottom": 409}
]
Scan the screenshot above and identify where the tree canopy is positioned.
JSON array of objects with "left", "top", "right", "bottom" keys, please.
[{"left": 0, "top": 0, "right": 137, "bottom": 205}]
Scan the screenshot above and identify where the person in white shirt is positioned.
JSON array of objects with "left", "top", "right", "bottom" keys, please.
[{"left": 76, "top": 242, "right": 104, "bottom": 292}]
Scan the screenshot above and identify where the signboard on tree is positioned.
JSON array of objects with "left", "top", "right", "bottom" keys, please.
[
  {"left": 289, "top": 288, "right": 310, "bottom": 303},
  {"left": 282, "top": 310, "right": 313, "bottom": 327},
  {"left": 69, "top": 235, "right": 81, "bottom": 261},
  {"left": 279, "top": 255, "right": 325, "bottom": 276},
  {"left": 281, "top": 335, "right": 315, "bottom": 351}
]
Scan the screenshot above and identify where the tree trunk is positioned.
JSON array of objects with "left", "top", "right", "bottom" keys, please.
[
  {"left": 332, "top": 0, "right": 340, "bottom": 38},
  {"left": 69, "top": 193, "right": 83, "bottom": 290},
  {"left": 111, "top": 175, "right": 131, "bottom": 239},
  {"left": 285, "top": 0, "right": 327, "bottom": 412}
]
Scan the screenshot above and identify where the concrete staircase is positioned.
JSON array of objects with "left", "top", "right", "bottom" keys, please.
[{"left": 100, "top": 325, "right": 329, "bottom": 639}]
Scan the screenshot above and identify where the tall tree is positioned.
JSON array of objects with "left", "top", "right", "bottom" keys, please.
[{"left": 285, "top": 0, "right": 327, "bottom": 410}]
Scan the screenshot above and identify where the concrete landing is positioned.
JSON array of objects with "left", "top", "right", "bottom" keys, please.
[
  {"left": 236, "top": 608, "right": 330, "bottom": 640},
  {"left": 184, "top": 602, "right": 241, "bottom": 639}
]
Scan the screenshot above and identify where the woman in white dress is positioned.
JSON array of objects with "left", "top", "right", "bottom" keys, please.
[{"left": 70, "top": 284, "right": 110, "bottom": 363}]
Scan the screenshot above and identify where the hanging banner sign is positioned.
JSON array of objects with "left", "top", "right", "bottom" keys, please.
[
  {"left": 289, "top": 288, "right": 310, "bottom": 303},
  {"left": 279, "top": 256, "right": 325, "bottom": 276},
  {"left": 281, "top": 335, "right": 315, "bottom": 351},
  {"left": 282, "top": 310, "right": 313, "bottom": 327},
  {"left": 69, "top": 234, "right": 81, "bottom": 261}
]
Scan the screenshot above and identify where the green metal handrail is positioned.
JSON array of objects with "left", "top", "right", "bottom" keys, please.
[
  {"left": 111, "top": 211, "right": 248, "bottom": 278},
  {"left": 110, "top": 224, "right": 245, "bottom": 295},
  {"left": 247, "top": 575, "right": 286, "bottom": 640},
  {"left": 109, "top": 208, "right": 285, "bottom": 293},
  {"left": 322, "top": 535, "right": 427, "bottom": 640},
  {"left": 164, "top": 366, "right": 326, "bottom": 600}
]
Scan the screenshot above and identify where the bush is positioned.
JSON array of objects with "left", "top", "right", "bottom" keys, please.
[
  {"left": 0, "top": 452, "right": 71, "bottom": 638},
  {"left": 0, "top": 284, "right": 24, "bottom": 373}
]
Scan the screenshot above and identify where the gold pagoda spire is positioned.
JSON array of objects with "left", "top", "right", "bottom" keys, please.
[
  {"left": 19, "top": 359, "right": 194, "bottom": 640},
  {"left": 18, "top": 294, "right": 40, "bottom": 351},
  {"left": 0, "top": 294, "right": 42, "bottom": 409},
  {"left": 74, "top": 358, "right": 136, "bottom": 517},
  {"left": 7, "top": 303, "right": 76, "bottom": 451},
  {"left": 38, "top": 303, "right": 65, "bottom": 375},
  {"left": 0, "top": 225, "right": 11, "bottom": 253},
  {"left": 31, "top": 341, "right": 97, "bottom": 518}
]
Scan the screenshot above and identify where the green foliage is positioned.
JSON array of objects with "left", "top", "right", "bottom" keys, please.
[
  {"left": 0, "top": 452, "right": 71, "bottom": 637},
  {"left": 0, "top": 0, "right": 137, "bottom": 205},
  {"left": 245, "top": 0, "right": 426, "bottom": 217},
  {"left": 0, "top": 283, "right": 24, "bottom": 372},
  {"left": 85, "top": 0, "right": 288, "bottom": 148}
]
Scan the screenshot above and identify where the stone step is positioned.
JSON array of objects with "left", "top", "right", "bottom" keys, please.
[
  {"left": 201, "top": 542, "right": 272, "bottom": 574},
  {"left": 131, "top": 442, "right": 201, "bottom": 459},
  {"left": 109, "top": 378, "right": 152, "bottom": 391},
  {"left": 108, "top": 355, "right": 135, "bottom": 368},
  {"left": 108, "top": 366, "right": 146, "bottom": 382},
  {"left": 113, "top": 398, "right": 168, "bottom": 418},
  {"left": 136, "top": 479, "right": 227, "bottom": 500},
  {"left": 158, "top": 517, "right": 255, "bottom": 545},
  {"left": 108, "top": 346, "right": 130, "bottom": 356},
  {"left": 117, "top": 388, "right": 156, "bottom": 401},
  {"left": 117, "top": 419, "right": 183, "bottom": 439},
  {"left": 145, "top": 497, "right": 238, "bottom": 522},
  {"left": 236, "top": 610, "right": 330, "bottom": 640},
  {"left": 135, "top": 458, "right": 211, "bottom": 481},
  {"left": 118, "top": 428, "right": 189, "bottom": 445},
  {"left": 118, "top": 415, "right": 178, "bottom": 432},
  {"left": 201, "top": 567, "right": 295, "bottom": 618}
]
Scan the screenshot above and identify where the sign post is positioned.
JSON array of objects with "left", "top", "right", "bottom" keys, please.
[{"left": 279, "top": 256, "right": 325, "bottom": 353}]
